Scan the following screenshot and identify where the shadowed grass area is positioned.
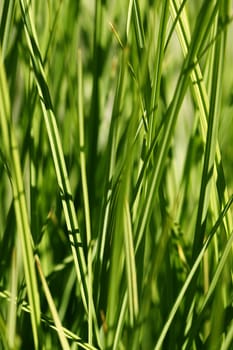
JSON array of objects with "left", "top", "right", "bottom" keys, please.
[{"left": 0, "top": 0, "right": 233, "bottom": 349}]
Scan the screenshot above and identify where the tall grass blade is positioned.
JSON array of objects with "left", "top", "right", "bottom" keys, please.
[
  {"left": 35, "top": 255, "right": 70, "bottom": 350},
  {"left": 0, "top": 49, "right": 40, "bottom": 349}
]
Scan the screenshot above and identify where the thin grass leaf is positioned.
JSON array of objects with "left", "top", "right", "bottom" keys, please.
[
  {"left": 77, "top": 49, "right": 93, "bottom": 344},
  {"left": 123, "top": 199, "right": 139, "bottom": 326},
  {"left": 0, "top": 48, "right": 41, "bottom": 349},
  {"left": 126, "top": 0, "right": 133, "bottom": 39},
  {"left": 35, "top": 255, "right": 70, "bottom": 350},
  {"left": 149, "top": 0, "right": 170, "bottom": 146},
  {"left": 0, "top": 0, "right": 15, "bottom": 59},
  {"left": 112, "top": 294, "right": 128, "bottom": 350},
  {"left": 132, "top": 0, "right": 145, "bottom": 50},
  {"left": 0, "top": 313, "right": 9, "bottom": 350},
  {"left": 6, "top": 249, "right": 18, "bottom": 349}
]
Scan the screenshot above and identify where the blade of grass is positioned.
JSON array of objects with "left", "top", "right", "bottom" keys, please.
[
  {"left": 0, "top": 48, "right": 41, "bottom": 349},
  {"left": 105, "top": 46, "right": 131, "bottom": 348},
  {"left": 77, "top": 49, "right": 93, "bottom": 344},
  {"left": 88, "top": 0, "right": 103, "bottom": 204},
  {"left": 0, "top": 0, "right": 15, "bottom": 59},
  {"left": 149, "top": 0, "right": 170, "bottom": 147},
  {"left": 0, "top": 313, "right": 9, "bottom": 350},
  {"left": 6, "top": 249, "right": 18, "bottom": 349},
  {"left": 35, "top": 254, "right": 70, "bottom": 350},
  {"left": 132, "top": 0, "right": 145, "bottom": 50},
  {"left": 123, "top": 199, "right": 139, "bottom": 326}
]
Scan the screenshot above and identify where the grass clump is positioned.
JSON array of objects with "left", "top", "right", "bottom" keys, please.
[{"left": 1, "top": 0, "right": 233, "bottom": 349}]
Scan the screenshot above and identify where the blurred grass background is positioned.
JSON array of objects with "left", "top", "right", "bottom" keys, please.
[{"left": 1, "top": 0, "right": 233, "bottom": 349}]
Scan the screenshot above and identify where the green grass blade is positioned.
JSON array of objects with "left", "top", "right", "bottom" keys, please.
[
  {"left": 77, "top": 49, "right": 93, "bottom": 344},
  {"left": 123, "top": 199, "right": 139, "bottom": 326},
  {"left": 149, "top": 0, "right": 170, "bottom": 146},
  {"left": 0, "top": 0, "right": 15, "bottom": 59},
  {"left": 0, "top": 49, "right": 40, "bottom": 349},
  {"left": 132, "top": 0, "right": 145, "bottom": 50},
  {"left": 6, "top": 249, "right": 18, "bottom": 349},
  {"left": 35, "top": 255, "right": 70, "bottom": 350}
]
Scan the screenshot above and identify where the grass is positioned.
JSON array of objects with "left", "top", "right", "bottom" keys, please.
[{"left": 0, "top": 0, "right": 233, "bottom": 349}]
